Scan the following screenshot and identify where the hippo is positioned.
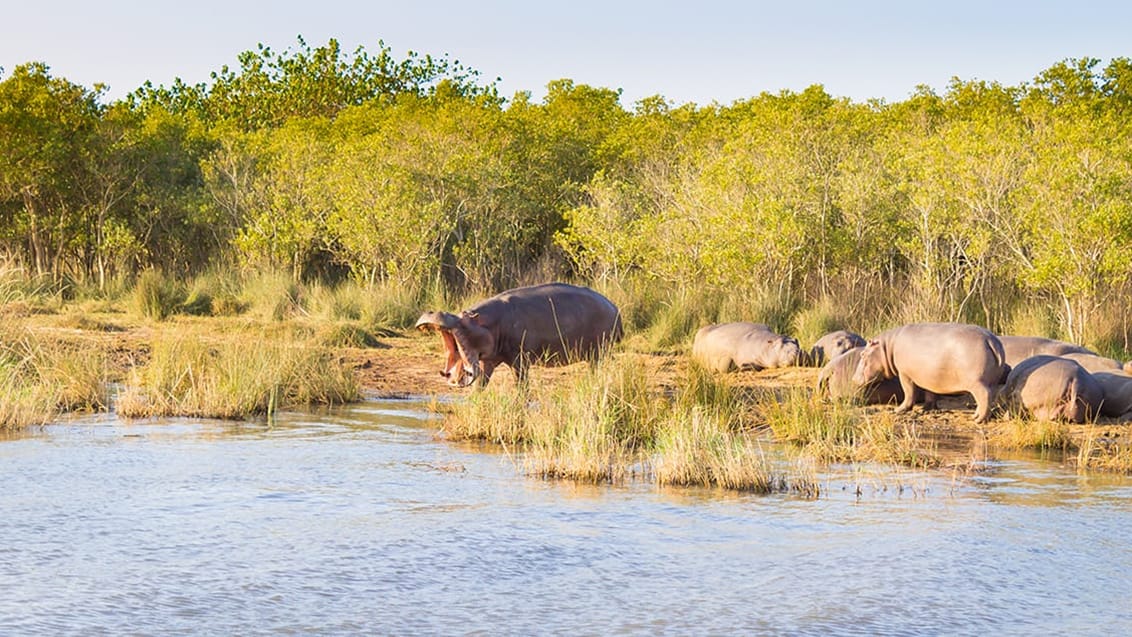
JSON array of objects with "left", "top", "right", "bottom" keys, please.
[
  {"left": 999, "top": 335, "right": 1095, "bottom": 367},
  {"left": 1091, "top": 371, "right": 1132, "bottom": 419},
  {"left": 808, "top": 330, "right": 867, "bottom": 367},
  {"left": 817, "top": 347, "right": 904, "bottom": 405},
  {"left": 1002, "top": 355, "right": 1103, "bottom": 423},
  {"left": 414, "top": 282, "right": 623, "bottom": 387},
  {"left": 852, "top": 322, "right": 1010, "bottom": 423},
  {"left": 1057, "top": 351, "right": 1125, "bottom": 374},
  {"left": 692, "top": 322, "right": 802, "bottom": 373}
]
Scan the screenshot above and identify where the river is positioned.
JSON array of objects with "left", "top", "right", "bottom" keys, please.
[{"left": 1, "top": 399, "right": 1130, "bottom": 635}]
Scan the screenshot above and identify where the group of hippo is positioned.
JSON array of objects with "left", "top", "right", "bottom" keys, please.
[{"left": 415, "top": 282, "right": 1132, "bottom": 424}]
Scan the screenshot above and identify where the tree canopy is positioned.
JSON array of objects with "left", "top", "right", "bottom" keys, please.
[{"left": 2, "top": 40, "right": 1131, "bottom": 343}]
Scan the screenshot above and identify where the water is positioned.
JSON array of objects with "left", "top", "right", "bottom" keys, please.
[{"left": 1, "top": 400, "right": 1131, "bottom": 635}]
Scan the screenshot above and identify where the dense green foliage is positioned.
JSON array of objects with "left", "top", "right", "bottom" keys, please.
[{"left": 3, "top": 39, "right": 1132, "bottom": 347}]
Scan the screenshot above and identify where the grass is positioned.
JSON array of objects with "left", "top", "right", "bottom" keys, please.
[
  {"left": 762, "top": 387, "right": 940, "bottom": 468},
  {"left": 0, "top": 325, "right": 109, "bottom": 430},
  {"left": 117, "top": 327, "right": 359, "bottom": 419},
  {"left": 1075, "top": 431, "right": 1132, "bottom": 474},
  {"left": 443, "top": 355, "right": 819, "bottom": 493},
  {"left": 652, "top": 406, "right": 819, "bottom": 494},
  {"left": 987, "top": 414, "right": 1073, "bottom": 452}
]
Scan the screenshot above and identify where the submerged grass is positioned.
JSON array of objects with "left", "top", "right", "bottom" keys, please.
[{"left": 117, "top": 328, "right": 359, "bottom": 419}]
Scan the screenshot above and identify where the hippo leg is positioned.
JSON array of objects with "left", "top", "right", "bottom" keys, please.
[
  {"left": 919, "top": 389, "right": 937, "bottom": 410},
  {"left": 480, "top": 360, "right": 502, "bottom": 386},
  {"left": 894, "top": 372, "right": 917, "bottom": 414},
  {"left": 970, "top": 383, "right": 993, "bottom": 423}
]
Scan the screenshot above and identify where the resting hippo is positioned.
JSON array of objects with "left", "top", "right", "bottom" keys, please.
[
  {"left": 809, "top": 330, "right": 867, "bottom": 367},
  {"left": 1057, "top": 351, "right": 1125, "bottom": 374},
  {"left": 692, "top": 322, "right": 802, "bottom": 373},
  {"left": 999, "top": 335, "right": 1095, "bottom": 367},
  {"left": 817, "top": 347, "right": 904, "bottom": 405},
  {"left": 415, "top": 282, "right": 623, "bottom": 386},
  {"left": 1003, "top": 355, "right": 1103, "bottom": 423},
  {"left": 1092, "top": 371, "right": 1132, "bottom": 418},
  {"left": 852, "top": 322, "right": 1010, "bottom": 423}
]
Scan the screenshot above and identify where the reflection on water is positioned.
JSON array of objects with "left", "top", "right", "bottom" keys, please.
[{"left": 1, "top": 400, "right": 1131, "bottom": 635}]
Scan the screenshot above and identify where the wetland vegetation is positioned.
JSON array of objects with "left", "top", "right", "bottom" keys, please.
[{"left": 3, "top": 38, "right": 1132, "bottom": 483}]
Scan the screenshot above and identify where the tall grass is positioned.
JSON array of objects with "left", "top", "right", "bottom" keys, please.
[
  {"left": 522, "top": 355, "right": 664, "bottom": 482},
  {"left": 443, "top": 354, "right": 808, "bottom": 492},
  {"left": 0, "top": 325, "right": 109, "bottom": 429},
  {"left": 762, "top": 388, "right": 939, "bottom": 468},
  {"left": 240, "top": 271, "right": 305, "bottom": 321},
  {"left": 987, "top": 415, "right": 1073, "bottom": 452},
  {"left": 132, "top": 270, "right": 185, "bottom": 320},
  {"left": 652, "top": 406, "right": 817, "bottom": 494},
  {"left": 1075, "top": 430, "right": 1132, "bottom": 474},
  {"left": 117, "top": 330, "right": 359, "bottom": 419}
]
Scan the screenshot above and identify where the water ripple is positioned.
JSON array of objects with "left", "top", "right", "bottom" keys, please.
[{"left": 0, "top": 402, "right": 1130, "bottom": 634}]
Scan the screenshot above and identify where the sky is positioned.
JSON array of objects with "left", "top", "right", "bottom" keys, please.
[{"left": 2, "top": 0, "right": 1130, "bottom": 107}]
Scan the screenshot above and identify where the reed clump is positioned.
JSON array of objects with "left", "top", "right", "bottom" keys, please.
[
  {"left": 117, "top": 328, "right": 358, "bottom": 419},
  {"left": 0, "top": 325, "right": 109, "bottom": 429},
  {"left": 652, "top": 406, "right": 815, "bottom": 493},
  {"left": 440, "top": 384, "right": 530, "bottom": 445},
  {"left": 522, "top": 355, "right": 664, "bottom": 483},
  {"left": 444, "top": 354, "right": 809, "bottom": 492},
  {"left": 987, "top": 415, "right": 1073, "bottom": 452},
  {"left": 1074, "top": 430, "right": 1132, "bottom": 474},
  {"left": 762, "top": 388, "right": 940, "bottom": 468}
]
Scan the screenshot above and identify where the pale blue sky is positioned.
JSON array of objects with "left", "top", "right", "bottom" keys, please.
[{"left": 2, "top": 0, "right": 1129, "bottom": 107}]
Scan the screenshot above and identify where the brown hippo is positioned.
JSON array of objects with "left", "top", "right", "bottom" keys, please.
[
  {"left": 1057, "top": 351, "right": 1125, "bottom": 374},
  {"left": 808, "top": 330, "right": 867, "bottom": 367},
  {"left": 999, "top": 335, "right": 1095, "bottom": 367},
  {"left": 692, "top": 322, "right": 802, "bottom": 373},
  {"left": 1003, "top": 355, "right": 1103, "bottom": 423},
  {"left": 415, "top": 282, "right": 623, "bottom": 387},
  {"left": 852, "top": 322, "right": 1010, "bottom": 423},
  {"left": 1091, "top": 371, "right": 1132, "bottom": 419},
  {"left": 817, "top": 347, "right": 904, "bottom": 405}
]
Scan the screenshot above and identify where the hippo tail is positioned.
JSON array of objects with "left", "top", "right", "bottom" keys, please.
[
  {"left": 988, "top": 336, "right": 1011, "bottom": 384},
  {"left": 997, "top": 363, "right": 1012, "bottom": 385}
]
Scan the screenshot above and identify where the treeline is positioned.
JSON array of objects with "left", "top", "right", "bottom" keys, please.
[{"left": 3, "top": 38, "right": 1132, "bottom": 346}]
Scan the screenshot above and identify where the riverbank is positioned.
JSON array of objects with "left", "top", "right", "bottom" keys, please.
[{"left": 11, "top": 310, "right": 1132, "bottom": 473}]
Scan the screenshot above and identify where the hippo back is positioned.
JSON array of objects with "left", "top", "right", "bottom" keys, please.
[
  {"left": 1092, "top": 371, "right": 1132, "bottom": 418},
  {"left": 1057, "top": 351, "right": 1123, "bottom": 374},
  {"left": 809, "top": 330, "right": 867, "bottom": 367},
  {"left": 472, "top": 283, "right": 622, "bottom": 365},
  {"left": 693, "top": 322, "right": 801, "bottom": 372},
  {"left": 999, "top": 335, "right": 1095, "bottom": 367},
  {"left": 1004, "top": 355, "right": 1103, "bottom": 423}
]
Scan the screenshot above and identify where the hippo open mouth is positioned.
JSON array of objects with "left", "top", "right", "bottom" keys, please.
[{"left": 415, "top": 312, "right": 482, "bottom": 387}]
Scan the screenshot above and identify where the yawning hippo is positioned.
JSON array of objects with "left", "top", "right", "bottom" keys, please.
[
  {"left": 852, "top": 322, "right": 1010, "bottom": 423},
  {"left": 808, "top": 330, "right": 867, "bottom": 367},
  {"left": 692, "top": 322, "right": 803, "bottom": 373},
  {"left": 415, "top": 282, "right": 623, "bottom": 387},
  {"left": 817, "top": 347, "right": 904, "bottom": 405},
  {"left": 1002, "top": 355, "right": 1103, "bottom": 423},
  {"left": 998, "top": 335, "right": 1095, "bottom": 367}
]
